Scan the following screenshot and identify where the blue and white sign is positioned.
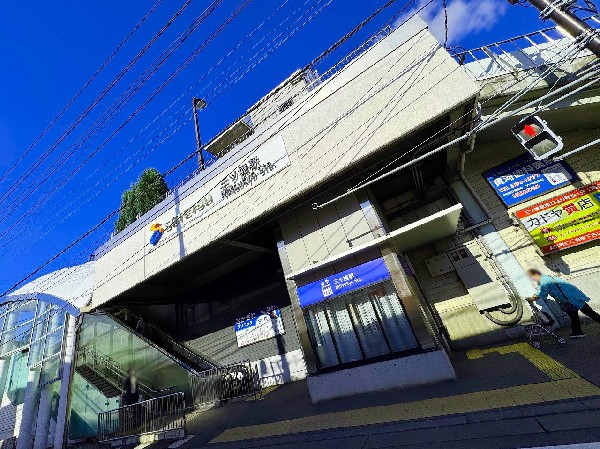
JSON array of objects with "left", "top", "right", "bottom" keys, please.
[
  {"left": 483, "top": 154, "right": 576, "bottom": 207},
  {"left": 297, "top": 258, "right": 391, "bottom": 308},
  {"left": 234, "top": 306, "right": 285, "bottom": 348}
]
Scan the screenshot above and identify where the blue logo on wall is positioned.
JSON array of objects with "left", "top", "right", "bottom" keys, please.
[
  {"left": 149, "top": 223, "right": 165, "bottom": 246},
  {"left": 296, "top": 258, "right": 391, "bottom": 308}
]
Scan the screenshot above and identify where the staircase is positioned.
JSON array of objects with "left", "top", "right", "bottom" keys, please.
[
  {"left": 105, "top": 309, "right": 218, "bottom": 374},
  {"left": 75, "top": 347, "right": 169, "bottom": 400},
  {"left": 75, "top": 364, "right": 122, "bottom": 398}
]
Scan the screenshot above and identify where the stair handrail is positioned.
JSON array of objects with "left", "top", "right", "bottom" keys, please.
[
  {"left": 77, "top": 347, "right": 173, "bottom": 399},
  {"left": 108, "top": 309, "right": 218, "bottom": 370},
  {"left": 101, "top": 313, "right": 201, "bottom": 374}
]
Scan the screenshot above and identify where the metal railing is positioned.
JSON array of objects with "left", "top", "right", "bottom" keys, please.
[
  {"left": 454, "top": 16, "right": 599, "bottom": 79},
  {"left": 190, "top": 361, "right": 262, "bottom": 406},
  {"left": 77, "top": 347, "right": 171, "bottom": 400},
  {"left": 308, "top": 25, "right": 394, "bottom": 88},
  {"left": 98, "top": 392, "right": 186, "bottom": 441}
]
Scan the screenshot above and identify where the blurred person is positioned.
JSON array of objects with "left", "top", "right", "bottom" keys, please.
[
  {"left": 123, "top": 368, "right": 141, "bottom": 406},
  {"left": 526, "top": 269, "right": 600, "bottom": 338},
  {"left": 135, "top": 316, "right": 146, "bottom": 336}
]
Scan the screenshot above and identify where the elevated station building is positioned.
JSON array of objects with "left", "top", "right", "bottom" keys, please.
[{"left": 1, "top": 15, "right": 599, "bottom": 447}]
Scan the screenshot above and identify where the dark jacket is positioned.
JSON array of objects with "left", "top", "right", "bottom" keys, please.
[{"left": 123, "top": 376, "right": 140, "bottom": 405}]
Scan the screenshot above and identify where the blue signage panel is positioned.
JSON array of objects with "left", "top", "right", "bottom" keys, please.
[
  {"left": 234, "top": 305, "right": 285, "bottom": 347},
  {"left": 483, "top": 154, "right": 577, "bottom": 207},
  {"left": 297, "top": 258, "right": 391, "bottom": 308}
]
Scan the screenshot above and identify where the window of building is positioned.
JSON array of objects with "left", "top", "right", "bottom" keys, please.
[
  {"left": 7, "top": 352, "right": 28, "bottom": 405},
  {"left": 0, "top": 301, "right": 37, "bottom": 356},
  {"left": 28, "top": 304, "right": 66, "bottom": 368},
  {"left": 304, "top": 281, "right": 419, "bottom": 371}
]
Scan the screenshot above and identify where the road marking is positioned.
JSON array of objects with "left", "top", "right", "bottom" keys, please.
[
  {"left": 246, "top": 384, "right": 280, "bottom": 401},
  {"left": 209, "top": 379, "right": 600, "bottom": 443},
  {"left": 466, "top": 343, "right": 577, "bottom": 380},
  {"left": 168, "top": 435, "right": 195, "bottom": 448},
  {"left": 133, "top": 443, "right": 155, "bottom": 449}
]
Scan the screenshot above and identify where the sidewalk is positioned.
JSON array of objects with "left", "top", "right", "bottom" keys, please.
[{"left": 176, "top": 322, "right": 600, "bottom": 449}]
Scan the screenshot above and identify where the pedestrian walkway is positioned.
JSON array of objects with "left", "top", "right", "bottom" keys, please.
[{"left": 179, "top": 322, "right": 600, "bottom": 449}]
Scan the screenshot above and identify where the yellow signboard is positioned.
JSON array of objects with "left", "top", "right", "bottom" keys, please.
[{"left": 515, "top": 182, "right": 600, "bottom": 254}]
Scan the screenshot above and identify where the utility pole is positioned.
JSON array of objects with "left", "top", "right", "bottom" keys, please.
[{"left": 508, "top": 0, "right": 600, "bottom": 57}]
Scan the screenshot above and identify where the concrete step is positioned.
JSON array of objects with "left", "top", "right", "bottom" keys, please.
[{"left": 75, "top": 365, "right": 122, "bottom": 398}]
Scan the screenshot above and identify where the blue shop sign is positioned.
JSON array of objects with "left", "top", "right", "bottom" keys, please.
[
  {"left": 483, "top": 154, "right": 577, "bottom": 207},
  {"left": 297, "top": 258, "right": 390, "bottom": 308}
]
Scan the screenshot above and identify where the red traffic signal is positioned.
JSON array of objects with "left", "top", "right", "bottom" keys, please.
[{"left": 511, "top": 115, "right": 563, "bottom": 160}]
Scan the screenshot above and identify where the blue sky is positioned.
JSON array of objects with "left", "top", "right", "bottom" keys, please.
[{"left": 0, "top": 0, "right": 547, "bottom": 293}]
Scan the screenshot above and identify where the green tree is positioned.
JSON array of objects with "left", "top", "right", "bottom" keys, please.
[{"left": 115, "top": 168, "right": 169, "bottom": 233}]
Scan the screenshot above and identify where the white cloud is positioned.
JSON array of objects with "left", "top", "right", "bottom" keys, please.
[{"left": 395, "top": 0, "right": 508, "bottom": 45}]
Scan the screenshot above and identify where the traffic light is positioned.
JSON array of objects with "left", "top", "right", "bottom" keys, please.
[{"left": 511, "top": 115, "right": 563, "bottom": 160}]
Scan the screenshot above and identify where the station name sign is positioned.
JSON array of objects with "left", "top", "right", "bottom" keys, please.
[
  {"left": 297, "top": 258, "right": 391, "bottom": 308},
  {"left": 150, "top": 135, "right": 290, "bottom": 247}
]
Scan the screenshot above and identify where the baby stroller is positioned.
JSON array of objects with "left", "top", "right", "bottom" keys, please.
[{"left": 524, "top": 303, "right": 567, "bottom": 348}]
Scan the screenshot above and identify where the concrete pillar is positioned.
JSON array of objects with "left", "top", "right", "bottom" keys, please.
[
  {"left": 53, "top": 314, "right": 77, "bottom": 449},
  {"left": 16, "top": 368, "right": 41, "bottom": 449},
  {"left": 379, "top": 247, "right": 438, "bottom": 349},
  {"left": 275, "top": 230, "right": 318, "bottom": 374},
  {"left": 33, "top": 384, "right": 53, "bottom": 449}
]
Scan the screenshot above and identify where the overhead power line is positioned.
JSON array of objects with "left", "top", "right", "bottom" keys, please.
[
  {"left": 0, "top": 0, "right": 195, "bottom": 206},
  {"left": 0, "top": 1, "right": 483, "bottom": 344},
  {"left": 0, "top": 0, "right": 251, "bottom": 234},
  {"left": 0, "top": 15, "right": 447, "bottom": 301},
  {"left": 315, "top": 67, "right": 600, "bottom": 209},
  {"left": 0, "top": 0, "right": 166, "bottom": 186},
  {"left": 0, "top": 0, "right": 325, "bottom": 256},
  {"left": 0, "top": 2, "right": 516, "bottom": 349},
  {"left": 0, "top": 0, "right": 331, "bottom": 247},
  {"left": 4, "top": 7, "right": 598, "bottom": 350}
]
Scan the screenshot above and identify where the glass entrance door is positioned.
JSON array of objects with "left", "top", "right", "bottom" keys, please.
[
  {"left": 348, "top": 294, "right": 389, "bottom": 359},
  {"left": 304, "top": 280, "right": 419, "bottom": 370}
]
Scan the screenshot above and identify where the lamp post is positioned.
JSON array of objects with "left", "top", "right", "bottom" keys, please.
[{"left": 193, "top": 98, "right": 207, "bottom": 170}]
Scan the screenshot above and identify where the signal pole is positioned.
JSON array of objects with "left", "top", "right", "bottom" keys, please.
[{"left": 509, "top": 0, "right": 600, "bottom": 57}]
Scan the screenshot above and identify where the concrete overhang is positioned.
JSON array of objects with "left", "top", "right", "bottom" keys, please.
[{"left": 286, "top": 204, "right": 463, "bottom": 280}]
